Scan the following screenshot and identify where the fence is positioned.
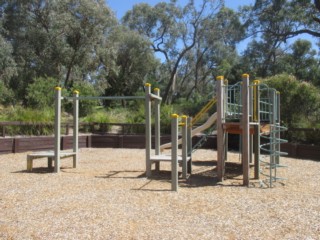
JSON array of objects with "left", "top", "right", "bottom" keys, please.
[
  {"left": 0, "top": 134, "right": 318, "bottom": 161},
  {"left": 0, "top": 122, "right": 145, "bottom": 137}
]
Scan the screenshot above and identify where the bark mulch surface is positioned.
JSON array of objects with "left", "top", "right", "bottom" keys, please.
[{"left": 0, "top": 148, "right": 319, "bottom": 239}]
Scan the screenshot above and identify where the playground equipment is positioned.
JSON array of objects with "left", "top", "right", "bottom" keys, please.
[
  {"left": 216, "top": 74, "right": 287, "bottom": 187},
  {"left": 27, "top": 84, "right": 191, "bottom": 191},
  {"left": 144, "top": 83, "right": 192, "bottom": 191},
  {"left": 27, "top": 87, "right": 145, "bottom": 173},
  {"left": 26, "top": 87, "right": 79, "bottom": 172},
  {"left": 160, "top": 112, "right": 217, "bottom": 151}
]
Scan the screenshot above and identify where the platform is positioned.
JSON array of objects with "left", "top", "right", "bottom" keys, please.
[{"left": 26, "top": 151, "right": 77, "bottom": 171}]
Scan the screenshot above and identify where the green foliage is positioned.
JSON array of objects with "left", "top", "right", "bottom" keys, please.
[
  {"left": 1, "top": 107, "right": 54, "bottom": 135},
  {"left": 65, "top": 81, "right": 98, "bottom": 117},
  {"left": 26, "top": 77, "right": 60, "bottom": 108},
  {"left": 160, "top": 104, "right": 175, "bottom": 134},
  {"left": 102, "top": 27, "right": 159, "bottom": 98},
  {"left": 263, "top": 74, "right": 320, "bottom": 143},
  {"left": 0, "top": 81, "right": 15, "bottom": 106}
]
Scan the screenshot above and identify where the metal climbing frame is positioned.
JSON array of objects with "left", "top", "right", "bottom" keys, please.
[
  {"left": 218, "top": 77, "right": 287, "bottom": 187},
  {"left": 257, "top": 83, "right": 288, "bottom": 187},
  {"left": 225, "top": 81, "right": 243, "bottom": 121}
]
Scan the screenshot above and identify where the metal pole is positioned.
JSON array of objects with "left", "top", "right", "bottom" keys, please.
[
  {"left": 242, "top": 74, "right": 250, "bottom": 186},
  {"left": 54, "top": 87, "right": 61, "bottom": 173},
  {"left": 216, "top": 76, "right": 225, "bottom": 182},
  {"left": 276, "top": 92, "right": 281, "bottom": 164},
  {"left": 187, "top": 117, "right": 192, "bottom": 174},
  {"left": 145, "top": 83, "right": 152, "bottom": 177},
  {"left": 73, "top": 90, "right": 79, "bottom": 168},
  {"left": 182, "top": 115, "right": 188, "bottom": 179},
  {"left": 253, "top": 80, "right": 260, "bottom": 179},
  {"left": 171, "top": 114, "right": 179, "bottom": 191},
  {"left": 154, "top": 88, "right": 161, "bottom": 171},
  {"left": 154, "top": 88, "right": 161, "bottom": 155}
]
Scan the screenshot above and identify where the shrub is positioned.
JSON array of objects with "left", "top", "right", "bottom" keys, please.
[
  {"left": 2, "top": 107, "right": 54, "bottom": 135},
  {"left": 0, "top": 81, "right": 15, "bottom": 106},
  {"left": 26, "top": 77, "right": 60, "bottom": 108},
  {"left": 64, "top": 81, "right": 98, "bottom": 117}
]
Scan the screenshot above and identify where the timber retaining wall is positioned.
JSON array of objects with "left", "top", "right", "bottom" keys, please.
[{"left": 0, "top": 135, "right": 318, "bottom": 161}]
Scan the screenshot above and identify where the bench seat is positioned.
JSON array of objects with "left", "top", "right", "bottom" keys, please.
[{"left": 27, "top": 151, "right": 76, "bottom": 171}]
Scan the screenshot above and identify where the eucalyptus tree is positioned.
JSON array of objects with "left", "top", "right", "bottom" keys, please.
[
  {"left": 240, "top": 0, "right": 320, "bottom": 78},
  {"left": 276, "top": 39, "right": 320, "bottom": 84},
  {"left": 123, "top": 0, "right": 232, "bottom": 104},
  {"left": 0, "top": 0, "right": 116, "bottom": 100},
  {"left": 99, "top": 26, "right": 160, "bottom": 98}
]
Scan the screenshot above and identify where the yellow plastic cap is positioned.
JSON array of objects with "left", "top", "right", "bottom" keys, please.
[
  {"left": 181, "top": 115, "right": 188, "bottom": 119},
  {"left": 216, "top": 76, "right": 224, "bottom": 81},
  {"left": 242, "top": 73, "right": 249, "bottom": 78},
  {"left": 73, "top": 90, "right": 80, "bottom": 95},
  {"left": 55, "top": 86, "right": 62, "bottom": 91},
  {"left": 277, "top": 91, "right": 280, "bottom": 94},
  {"left": 253, "top": 80, "right": 260, "bottom": 84},
  {"left": 145, "top": 83, "right": 151, "bottom": 87},
  {"left": 154, "top": 88, "right": 160, "bottom": 92},
  {"left": 171, "top": 114, "right": 179, "bottom": 118}
]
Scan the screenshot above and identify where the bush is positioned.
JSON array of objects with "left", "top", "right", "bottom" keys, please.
[
  {"left": 264, "top": 74, "right": 320, "bottom": 127},
  {"left": 0, "top": 81, "right": 15, "bottom": 106},
  {"left": 65, "top": 81, "right": 98, "bottom": 117},
  {"left": 2, "top": 107, "right": 54, "bottom": 135},
  {"left": 26, "top": 77, "right": 60, "bottom": 108}
]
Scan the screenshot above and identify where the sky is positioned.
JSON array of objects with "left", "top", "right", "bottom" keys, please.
[
  {"left": 106, "top": 0, "right": 255, "bottom": 19},
  {"left": 105, "top": 0, "right": 317, "bottom": 53}
]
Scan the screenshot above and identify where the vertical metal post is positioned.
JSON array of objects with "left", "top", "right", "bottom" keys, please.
[
  {"left": 171, "top": 114, "right": 179, "bottom": 191},
  {"left": 145, "top": 83, "right": 152, "bottom": 177},
  {"left": 181, "top": 115, "right": 187, "bottom": 179},
  {"left": 216, "top": 76, "right": 225, "bottom": 182},
  {"left": 54, "top": 87, "right": 61, "bottom": 173},
  {"left": 253, "top": 80, "right": 260, "bottom": 179},
  {"left": 187, "top": 117, "right": 192, "bottom": 174},
  {"left": 73, "top": 90, "right": 79, "bottom": 168},
  {"left": 154, "top": 88, "right": 161, "bottom": 155},
  {"left": 242, "top": 74, "right": 250, "bottom": 186},
  {"left": 276, "top": 92, "right": 281, "bottom": 164},
  {"left": 154, "top": 88, "right": 161, "bottom": 171},
  {"left": 270, "top": 90, "right": 277, "bottom": 187}
]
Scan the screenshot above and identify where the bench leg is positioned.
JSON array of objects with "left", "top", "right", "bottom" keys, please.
[
  {"left": 187, "top": 158, "right": 192, "bottom": 174},
  {"left": 73, "top": 154, "right": 77, "bottom": 168},
  {"left": 48, "top": 157, "right": 53, "bottom": 169},
  {"left": 27, "top": 156, "right": 33, "bottom": 171},
  {"left": 155, "top": 162, "right": 160, "bottom": 172}
]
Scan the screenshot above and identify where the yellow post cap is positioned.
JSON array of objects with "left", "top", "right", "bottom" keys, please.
[
  {"left": 154, "top": 88, "right": 160, "bottom": 92},
  {"left": 181, "top": 115, "right": 188, "bottom": 119},
  {"left": 55, "top": 86, "right": 62, "bottom": 91},
  {"left": 216, "top": 76, "right": 224, "bottom": 81},
  {"left": 171, "top": 114, "right": 179, "bottom": 118},
  {"left": 253, "top": 80, "right": 260, "bottom": 84},
  {"left": 277, "top": 91, "right": 280, "bottom": 94},
  {"left": 145, "top": 83, "right": 151, "bottom": 87},
  {"left": 242, "top": 73, "right": 250, "bottom": 78},
  {"left": 73, "top": 90, "right": 80, "bottom": 95}
]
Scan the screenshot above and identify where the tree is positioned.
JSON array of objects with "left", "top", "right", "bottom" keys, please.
[
  {"left": 264, "top": 73, "right": 320, "bottom": 128},
  {"left": 123, "top": 0, "right": 232, "bottom": 104},
  {"left": 0, "top": 0, "right": 116, "bottom": 101},
  {"left": 278, "top": 39, "right": 320, "bottom": 83},
  {"left": 99, "top": 26, "right": 160, "bottom": 98}
]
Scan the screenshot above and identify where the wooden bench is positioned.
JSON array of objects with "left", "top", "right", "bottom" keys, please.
[
  {"left": 150, "top": 154, "right": 192, "bottom": 174},
  {"left": 27, "top": 151, "right": 77, "bottom": 171}
]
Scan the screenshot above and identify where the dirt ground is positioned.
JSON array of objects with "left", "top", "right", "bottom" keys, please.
[{"left": 0, "top": 148, "right": 319, "bottom": 240}]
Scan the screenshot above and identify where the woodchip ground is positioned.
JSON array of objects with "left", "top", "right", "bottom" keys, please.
[{"left": 0, "top": 148, "right": 319, "bottom": 239}]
